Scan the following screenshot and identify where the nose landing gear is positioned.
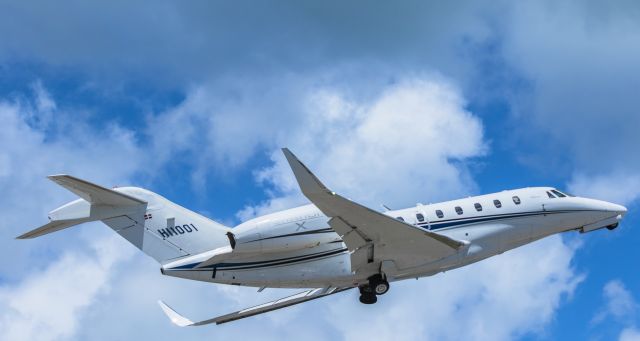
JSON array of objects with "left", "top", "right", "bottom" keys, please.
[
  {"left": 606, "top": 223, "right": 619, "bottom": 230},
  {"left": 358, "top": 274, "right": 390, "bottom": 304}
]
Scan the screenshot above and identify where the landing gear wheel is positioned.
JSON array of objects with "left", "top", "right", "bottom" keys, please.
[
  {"left": 373, "top": 281, "right": 389, "bottom": 295},
  {"left": 368, "top": 274, "right": 390, "bottom": 295},
  {"left": 607, "top": 223, "right": 619, "bottom": 231},
  {"left": 359, "top": 292, "right": 377, "bottom": 304}
]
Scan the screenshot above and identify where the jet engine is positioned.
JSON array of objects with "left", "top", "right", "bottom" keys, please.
[{"left": 227, "top": 221, "right": 341, "bottom": 254}]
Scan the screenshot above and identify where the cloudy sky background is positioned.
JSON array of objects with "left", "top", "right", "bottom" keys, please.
[{"left": 0, "top": 1, "right": 639, "bottom": 340}]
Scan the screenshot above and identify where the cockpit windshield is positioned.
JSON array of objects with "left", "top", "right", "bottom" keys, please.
[{"left": 552, "top": 189, "right": 574, "bottom": 197}]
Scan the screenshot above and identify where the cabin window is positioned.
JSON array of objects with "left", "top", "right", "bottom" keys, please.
[
  {"left": 512, "top": 196, "right": 521, "bottom": 205},
  {"left": 416, "top": 213, "right": 425, "bottom": 222},
  {"left": 493, "top": 199, "right": 502, "bottom": 208},
  {"left": 435, "top": 210, "right": 444, "bottom": 218},
  {"left": 455, "top": 206, "right": 463, "bottom": 215},
  {"left": 396, "top": 217, "right": 404, "bottom": 222},
  {"left": 474, "top": 203, "right": 482, "bottom": 211},
  {"left": 551, "top": 190, "right": 567, "bottom": 198},
  {"left": 547, "top": 191, "right": 556, "bottom": 198}
]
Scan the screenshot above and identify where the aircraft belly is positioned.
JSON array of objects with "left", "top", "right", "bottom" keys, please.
[
  {"left": 162, "top": 245, "right": 354, "bottom": 288},
  {"left": 499, "top": 219, "right": 533, "bottom": 250},
  {"left": 214, "top": 251, "right": 353, "bottom": 287},
  {"left": 439, "top": 221, "right": 532, "bottom": 264}
]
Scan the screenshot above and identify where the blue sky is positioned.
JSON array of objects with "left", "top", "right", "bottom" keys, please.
[{"left": 0, "top": 1, "right": 639, "bottom": 340}]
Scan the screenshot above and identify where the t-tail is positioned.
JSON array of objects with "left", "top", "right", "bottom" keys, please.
[{"left": 17, "top": 175, "right": 231, "bottom": 264}]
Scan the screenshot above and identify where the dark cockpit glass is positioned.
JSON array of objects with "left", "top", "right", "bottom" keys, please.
[{"left": 552, "top": 189, "right": 573, "bottom": 197}]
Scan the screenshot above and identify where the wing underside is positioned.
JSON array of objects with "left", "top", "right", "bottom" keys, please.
[{"left": 159, "top": 287, "right": 351, "bottom": 326}]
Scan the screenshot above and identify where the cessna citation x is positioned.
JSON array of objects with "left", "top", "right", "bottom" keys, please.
[{"left": 18, "top": 149, "right": 627, "bottom": 326}]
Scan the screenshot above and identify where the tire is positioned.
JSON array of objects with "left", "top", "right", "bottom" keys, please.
[
  {"left": 373, "top": 281, "right": 389, "bottom": 295},
  {"left": 368, "top": 274, "right": 390, "bottom": 295},
  {"left": 359, "top": 293, "right": 378, "bottom": 304}
]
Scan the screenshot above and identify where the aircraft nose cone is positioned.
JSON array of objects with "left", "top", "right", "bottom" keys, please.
[
  {"left": 617, "top": 204, "right": 628, "bottom": 216},
  {"left": 605, "top": 202, "right": 627, "bottom": 217}
]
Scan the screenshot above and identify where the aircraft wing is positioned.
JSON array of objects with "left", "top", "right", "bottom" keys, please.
[
  {"left": 158, "top": 287, "right": 351, "bottom": 326},
  {"left": 282, "top": 148, "right": 467, "bottom": 275}
]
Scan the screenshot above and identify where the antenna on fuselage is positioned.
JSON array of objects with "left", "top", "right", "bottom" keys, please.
[{"left": 381, "top": 204, "right": 391, "bottom": 211}]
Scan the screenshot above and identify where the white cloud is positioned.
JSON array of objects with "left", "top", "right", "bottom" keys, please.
[
  {"left": 145, "top": 75, "right": 309, "bottom": 189},
  {"left": 620, "top": 327, "right": 640, "bottom": 341},
  {"left": 0, "top": 84, "right": 148, "bottom": 340},
  {"left": 0, "top": 82, "right": 145, "bottom": 280},
  {"left": 239, "top": 76, "right": 486, "bottom": 220},
  {"left": 2, "top": 2, "right": 638, "bottom": 339},
  {"left": 496, "top": 1, "right": 640, "bottom": 206},
  {"left": 0, "top": 77, "right": 584, "bottom": 341},
  {"left": 592, "top": 279, "right": 640, "bottom": 340},
  {"left": 593, "top": 280, "right": 638, "bottom": 325},
  {"left": 0, "top": 234, "right": 135, "bottom": 341},
  {"left": 327, "top": 236, "right": 582, "bottom": 341},
  {"left": 569, "top": 171, "right": 640, "bottom": 206},
  {"left": 228, "top": 75, "right": 582, "bottom": 340}
]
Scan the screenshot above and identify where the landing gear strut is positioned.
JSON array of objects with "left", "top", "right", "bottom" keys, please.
[{"left": 358, "top": 274, "right": 390, "bottom": 304}]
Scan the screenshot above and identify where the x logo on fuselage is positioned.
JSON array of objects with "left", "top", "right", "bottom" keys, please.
[{"left": 295, "top": 221, "right": 307, "bottom": 231}]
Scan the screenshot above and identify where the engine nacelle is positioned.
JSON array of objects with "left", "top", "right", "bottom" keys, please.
[{"left": 229, "top": 221, "right": 341, "bottom": 254}]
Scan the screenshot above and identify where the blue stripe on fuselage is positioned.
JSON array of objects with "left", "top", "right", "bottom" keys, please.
[{"left": 167, "top": 247, "right": 348, "bottom": 271}]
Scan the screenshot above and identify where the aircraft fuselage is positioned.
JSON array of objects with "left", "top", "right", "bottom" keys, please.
[{"left": 161, "top": 187, "right": 626, "bottom": 288}]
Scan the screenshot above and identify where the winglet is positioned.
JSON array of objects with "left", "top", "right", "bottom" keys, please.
[
  {"left": 157, "top": 300, "right": 195, "bottom": 327},
  {"left": 281, "top": 148, "right": 331, "bottom": 197}
]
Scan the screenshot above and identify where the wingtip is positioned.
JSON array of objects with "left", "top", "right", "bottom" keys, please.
[
  {"left": 47, "top": 174, "right": 68, "bottom": 179},
  {"left": 280, "top": 148, "right": 329, "bottom": 195},
  {"left": 158, "top": 300, "right": 194, "bottom": 327},
  {"left": 281, "top": 147, "right": 295, "bottom": 160},
  {"left": 46, "top": 174, "right": 72, "bottom": 184}
]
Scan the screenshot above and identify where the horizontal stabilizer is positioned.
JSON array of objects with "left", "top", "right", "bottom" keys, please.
[
  {"left": 48, "top": 174, "right": 144, "bottom": 206},
  {"left": 158, "top": 287, "right": 351, "bottom": 326},
  {"left": 17, "top": 175, "right": 147, "bottom": 240},
  {"left": 17, "top": 218, "right": 90, "bottom": 239}
]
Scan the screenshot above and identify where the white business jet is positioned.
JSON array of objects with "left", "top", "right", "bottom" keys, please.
[{"left": 18, "top": 149, "right": 627, "bottom": 326}]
